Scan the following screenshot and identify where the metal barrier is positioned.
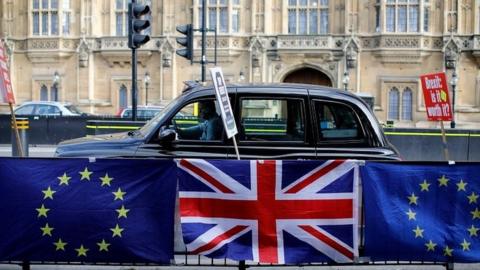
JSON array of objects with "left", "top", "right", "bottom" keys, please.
[
  {"left": 3, "top": 256, "right": 453, "bottom": 270},
  {"left": 86, "top": 120, "right": 145, "bottom": 136},
  {"left": 11, "top": 117, "right": 28, "bottom": 157}
]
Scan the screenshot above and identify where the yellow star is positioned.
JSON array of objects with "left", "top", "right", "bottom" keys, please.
[
  {"left": 42, "top": 186, "right": 56, "bottom": 200},
  {"left": 438, "top": 175, "right": 449, "bottom": 187},
  {"left": 116, "top": 205, "right": 130, "bottom": 219},
  {"left": 97, "top": 239, "right": 110, "bottom": 252},
  {"left": 53, "top": 238, "right": 67, "bottom": 251},
  {"left": 58, "top": 173, "right": 71, "bottom": 186},
  {"left": 471, "top": 208, "right": 480, "bottom": 220},
  {"left": 420, "top": 180, "right": 430, "bottom": 192},
  {"left": 408, "top": 193, "right": 419, "bottom": 205},
  {"left": 467, "top": 192, "right": 479, "bottom": 204},
  {"left": 112, "top": 188, "right": 126, "bottom": 201},
  {"left": 75, "top": 245, "right": 89, "bottom": 257},
  {"left": 413, "top": 226, "right": 424, "bottom": 238},
  {"left": 79, "top": 167, "right": 92, "bottom": 181},
  {"left": 443, "top": 245, "right": 453, "bottom": 257},
  {"left": 467, "top": 225, "right": 479, "bottom": 237},
  {"left": 460, "top": 239, "right": 471, "bottom": 251},
  {"left": 40, "top": 223, "right": 54, "bottom": 236},
  {"left": 406, "top": 209, "right": 417, "bottom": 220},
  {"left": 425, "top": 240, "right": 437, "bottom": 251},
  {"left": 457, "top": 180, "right": 467, "bottom": 192},
  {"left": 100, "top": 173, "right": 114, "bottom": 187},
  {"left": 36, "top": 204, "right": 50, "bottom": 218},
  {"left": 110, "top": 224, "right": 124, "bottom": 237}
]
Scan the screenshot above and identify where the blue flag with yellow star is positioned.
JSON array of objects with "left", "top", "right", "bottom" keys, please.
[
  {"left": 362, "top": 162, "right": 480, "bottom": 262},
  {"left": 0, "top": 157, "right": 176, "bottom": 263}
]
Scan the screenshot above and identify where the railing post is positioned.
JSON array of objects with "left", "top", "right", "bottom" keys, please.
[
  {"left": 238, "top": 260, "right": 247, "bottom": 270},
  {"left": 11, "top": 117, "right": 29, "bottom": 157},
  {"left": 21, "top": 261, "right": 30, "bottom": 270}
]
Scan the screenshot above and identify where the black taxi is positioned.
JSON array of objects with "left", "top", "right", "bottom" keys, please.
[{"left": 55, "top": 83, "right": 400, "bottom": 160}]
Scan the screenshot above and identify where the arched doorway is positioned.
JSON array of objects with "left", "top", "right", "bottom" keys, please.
[{"left": 283, "top": 67, "right": 332, "bottom": 86}]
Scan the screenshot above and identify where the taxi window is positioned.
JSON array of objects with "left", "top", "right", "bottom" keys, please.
[
  {"left": 36, "top": 105, "right": 61, "bottom": 115},
  {"left": 172, "top": 100, "right": 223, "bottom": 141},
  {"left": 239, "top": 98, "right": 305, "bottom": 142},
  {"left": 314, "top": 100, "right": 364, "bottom": 142},
  {"left": 15, "top": 105, "right": 35, "bottom": 115}
]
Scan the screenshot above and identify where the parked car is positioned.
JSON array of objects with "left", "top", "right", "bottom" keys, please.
[
  {"left": 55, "top": 83, "right": 400, "bottom": 160},
  {"left": 14, "top": 101, "right": 85, "bottom": 116},
  {"left": 119, "top": 106, "right": 163, "bottom": 119}
]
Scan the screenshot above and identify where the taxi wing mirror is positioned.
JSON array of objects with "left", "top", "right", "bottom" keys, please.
[{"left": 158, "top": 127, "right": 176, "bottom": 144}]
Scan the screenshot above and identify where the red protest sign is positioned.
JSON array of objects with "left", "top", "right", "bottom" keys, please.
[
  {"left": 420, "top": 72, "right": 451, "bottom": 121},
  {"left": 0, "top": 41, "right": 15, "bottom": 104}
]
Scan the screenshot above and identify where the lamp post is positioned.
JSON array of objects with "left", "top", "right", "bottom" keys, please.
[
  {"left": 450, "top": 70, "right": 458, "bottom": 128},
  {"left": 238, "top": 71, "right": 245, "bottom": 82},
  {"left": 343, "top": 46, "right": 356, "bottom": 91},
  {"left": 342, "top": 71, "right": 350, "bottom": 91},
  {"left": 444, "top": 49, "right": 458, "bottom": 128},
  {"left": 144, "top": 72, "right": 150, "bottom": 106},
  {"left": 52, "top": 71, "right": 60, "bottom": 101}
]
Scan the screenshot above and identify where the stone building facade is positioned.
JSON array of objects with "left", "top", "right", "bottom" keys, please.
[{"left": 1, "top": 0, "right": 480, "bottom": 128}]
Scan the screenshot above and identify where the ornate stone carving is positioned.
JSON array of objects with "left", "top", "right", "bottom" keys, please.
[
  {"left": 276, "top": 36, "right": 330, "bottom": 49},
  {"left": 77, "top": 38, "right": 91, "bottom": 68},
  {"left": 433, "top": 38, "right": 443, "bottom": 49},
  {"left": 1, "top": 38, "right": 14, "bottom": 57},
  {"left": 443, "top": 37, "right": 461, "bottom": 69},
  {"left": 162, "top": 52, "right": 172, "bottom": 67},
  {"left": 28, "top": 39, "right": 59, "bottom": 50}
]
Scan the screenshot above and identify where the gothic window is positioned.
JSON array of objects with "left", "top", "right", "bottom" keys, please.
[
  {"left": 40, "top": 85, "right": 48, "bottom": 101},
  {"left": 62, "top": 0, "right": 71, "bottom": 35},
  {"left": 288, "top": 0, "right": 329, "bottom": 34},
  {"left": 385, "top": 0, "right": 420, "bottom": 33},
  {"left": 119, "top": 85, "right": 128, "bottom": 110},
  {"left": 198, "top": 0, "right": 241, "bottom": 34},
  {"left": 51, "top": 85, "right": 59, "bottom": 101},
  {"left": 115, "top": 0, "right": 129, "bottom": 36},
  {"left": 32, "top": 0, "right": 59, "bottom": 35},
  {"left": 423, "top": 0, "right": 430, "bottom": 32},
  {"left": 402, "top": 88, "right": 413, "bottom": 120},
  {"left": 31, "top": 0, "right": 72, "bottom": 36},
  {"left": 388, "top": 86, "right": 414, "bottom": 121},
  {"left": 388, "top": 87, "right": 400, "bottom": 120}
]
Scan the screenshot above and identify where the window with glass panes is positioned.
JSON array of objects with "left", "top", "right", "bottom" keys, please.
[
  {"left": 61, "top": 0, "right": 71, "bottom": 35},
  {"left": 385, "top": 0, "right": 420, "bottom": 32},
  {"left": 115, "top": 0, "right": 129, "bottom": 36},
  {"left": 119, "top": 85, "right": 128, "bottom": 110},
  {"left": 388, "top": 87, "right": 400, "bottom": 120},
  {"left": 401, "top": 88, "right": 413, "bottom": 120},
  {"left": 288, "top": 0, "right": 329, "bottom": 34},
  {"left": 388, "top": 86, "right": 413, "bottom": 121},
  {"left": 198, "top": 0, "right": 241, "bottom": 33},
  {"left": 423, "top": 0, "right": 430, "bottom": 32},
  {"left": 32, "top": 0, "right": 59, "bottom": 35}
]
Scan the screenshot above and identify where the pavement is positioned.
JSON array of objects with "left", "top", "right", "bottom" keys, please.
[{"left": 0, "top": 144, "right": 56, "bottom": 158}]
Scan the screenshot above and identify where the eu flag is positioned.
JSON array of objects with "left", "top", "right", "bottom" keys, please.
[
  {"left": 0, "top": 158, "right": 176, "bottom": 263},
  {"left": 362, "top": 162, "right": 480, "bottom": 262}
]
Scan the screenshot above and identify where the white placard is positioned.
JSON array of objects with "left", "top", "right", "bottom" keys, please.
[{"left": 209, "top": 67, "right": 238, "bottom": 139}]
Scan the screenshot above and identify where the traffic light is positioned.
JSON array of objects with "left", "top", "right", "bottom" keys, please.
[
  {"left": 128, "top": 2, "right": 151, "bottom": 49},
  {"left": 176, "top": 24, "right": 193, "bottom": 62}
]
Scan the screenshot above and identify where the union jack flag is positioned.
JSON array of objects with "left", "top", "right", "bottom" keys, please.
[{"left": 177, "top": 159, "right": 359, "bottom": 264}]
